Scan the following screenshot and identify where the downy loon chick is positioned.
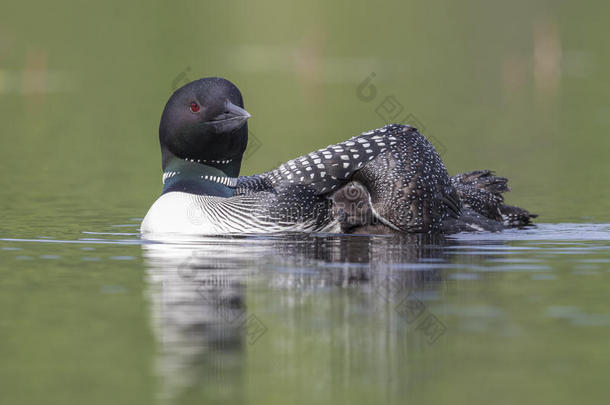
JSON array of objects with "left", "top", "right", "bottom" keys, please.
[{"left": 141, "top": 77, "right": 535, "bottom": 235}]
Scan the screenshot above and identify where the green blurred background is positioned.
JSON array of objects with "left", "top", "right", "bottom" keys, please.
[{"left": 1, "top": 0, "right": 609, "bottom": 234}]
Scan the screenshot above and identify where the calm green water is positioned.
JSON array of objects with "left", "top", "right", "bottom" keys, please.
[
  {"left": 1, "top": 1, "right": 610, "bottom": 404},
  {"left": 1, "top": 227, "right": 610, "bottom": 404}
]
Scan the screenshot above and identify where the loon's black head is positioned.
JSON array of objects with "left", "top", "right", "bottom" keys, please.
[{"left": 159, "top": 77, "right": 251, "bottom": 176}]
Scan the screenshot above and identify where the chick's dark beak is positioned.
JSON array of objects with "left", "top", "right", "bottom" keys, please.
[{"left": 205, "top": 100, "right": 251, "bottom": 134}]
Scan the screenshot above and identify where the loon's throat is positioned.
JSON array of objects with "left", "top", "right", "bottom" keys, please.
[{"left": 161, "top": 158, "right": 238, "bottom": 196}]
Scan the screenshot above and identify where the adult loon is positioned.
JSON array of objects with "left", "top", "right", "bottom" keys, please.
[{"left": 141, "top": 77, "right": 535, "bottom": 235}]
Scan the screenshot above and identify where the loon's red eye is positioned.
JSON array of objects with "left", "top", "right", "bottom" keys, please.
[{"left": 189, "top": 102, "right": 200, "bottom": 113}]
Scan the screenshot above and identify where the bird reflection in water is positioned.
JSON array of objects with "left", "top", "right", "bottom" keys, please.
[{"left": 142, "top": 233, "right": 457, "bottom": 402}]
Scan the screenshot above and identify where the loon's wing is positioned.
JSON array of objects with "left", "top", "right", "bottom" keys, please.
[
  {"left": 236, "top": 125, "right": 459, "bottom": 233},
  {"left": 250, "top": 126, "right": 399, "bottom": 195},
  {"left": 351, "top": 126, "right": 460, "bottom": 232}
]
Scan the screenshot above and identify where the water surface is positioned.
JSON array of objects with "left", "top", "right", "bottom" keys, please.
[{"left": 1, "top": 223, "right": 609, "bottom": 404}]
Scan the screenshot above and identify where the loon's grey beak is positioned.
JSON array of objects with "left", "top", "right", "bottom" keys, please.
[
  {"left": 205, "top": 100, "right": 251, "bottom": 134},
  {"left": 224, "top": 100, "right": 251, "bottom": 120}
]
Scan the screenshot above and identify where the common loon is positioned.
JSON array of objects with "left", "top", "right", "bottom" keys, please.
[{"left": 141, "top": 77, "right": 535, "bottom": 235}]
